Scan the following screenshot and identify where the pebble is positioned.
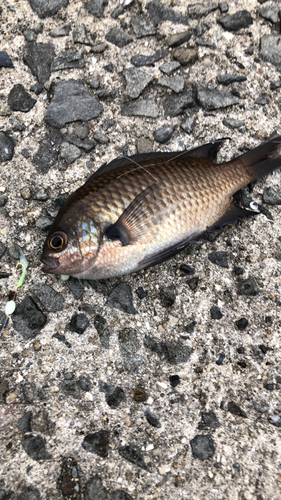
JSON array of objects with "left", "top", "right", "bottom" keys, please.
[
  {"left": 34, "top": 188, "right": 48, "bottom": 201},
  {"left": 237, "top": 277, "right": 260, "bottom": 296},
  {"left": 21, "top": 148, "right": 30, "bottom": 159},
  {"left": 163, "top": 89, "right": 194, "bottom": 117},
  {"left": 217, "top": 74, "right": 247, "bottom": 85},
  {"left": 23, "top": 42, "right": 56, "bottom": 84},
  {"left": 158, "top": 76, "right": 184, "bottom": 93},
  {"left": 228, "top": 401, "right": 247, "bottom": 418},
  {"left": 210, "top": 305, "right": 223, "bottom": 320},
  {"left": 102, "top": 119, "right": 115, "bottom": 131},
  {"left": 13, "top": 297, "right": 47, "bottom": 340},
  {"left": 146, "top": 0, "right": 188, "bottom": 26},
  {"left": 144, "top": 409, "right": 161, "bottom": 428},
  {"left": 144, "top": 335, "right": 192, "bottom": 364},
  {"left": 121, "top": 98, "right": 159, "bottom": 118},
  {"left": 260, "top": 35, "right": 281, "bottom": 71},
  {"left": 216, "top": 353, "right": 225, "bottom": 365},
  {"left": 85, "top": 0, "right": 108, "bottom": 18},
  {"left": 51, "top": 51, "right": 85, "bottom": 71},
  {"left": 89, "top": 78, "right": 100, "bottom": 89},
  {"left": 8, "top": 242, "right": 20, "bottom": 260},
  {"left": 28, "top": 0, "right": 69, "bottom": 18},
  {"left": 208, "top": 251, "right": 229, "bottom": 268},
  {"left": 106, "top": 283, "right": 137, "bottom": 314},
  {"left": 160, "top": 285, "right": 176, "bottom": 307},
  {"left": 137, "top": 137, "right": 153, "bottom": 153},
  {"left": 17, "top": 488, "right": 41, "bottom": 500},
  {"left": 105, "top": 27, "right": 133, "bottom": 48},
  {"left": 124, "top": 67, "right": 153, "bottom": 99},
  {"left": 74, "top": 123, "right": 89, "bottom": 139},
  {"left": 9, "top": 117, "right": 26, "bottom": 131},
  {"left": 218, "top": 10, "right": 253, "bottom": 31},
  {"left": 160, "top": 61, "right": 181, "bottom": 75},
  {"left": 153, "top": 126, "right": 174, "bottom": 144},
  {"left": 50, "top": 24, "right": 71, "bottom": 37},
  {"left": 166, "top": 29, "right": 192, "bottom": 48},
  {"left": 196, "top": 85, "right": 239, "bottom": 110},
  {"left": 32, "top": 283, "right": 65, "bottom": 312},
  {"left": 84, "top": 476, "right": 109, "bottom": 500},
  {"left": 68, "top": 312, "right": 89, "bottom": 334},
  {"left": 169, "top": 374, "right": 180, "bottom": 387},
  {"left": 45, "top": 80, "right": 103, "bottom": 128},
  {"left": 82, "top": 430, "right": 110, "bottom": 457},
  {"left": 52, "top": 332, "right": 71, "bottom": 348},
  {"left": 72, "top": 23, "right": 92, "bottom": 45},
  {"left": 18, "top": 411, "right": 33, "bottom": 433},
  {"left": 60, "top": 143, "right": 81, "bottom": 163},
  {"left": 131, "top": 48, "right": 165, "bottom": 67},
  {"left": 62, "top": 379, "right": 81, "bottom": 398},
  {"left": 65, "top": 133, "right": 95, "bottom": 152},
  {"left": 173, "top": 47, "right": 198, "bottom": 66},
  {"left": 33, "top": 130, "right": 63, "bottom": 172},
  {"left": 187, "top": 276, "right": 199, "bottom": 291},
  {"left": 263, "top": 187, "right": 281, "bottom": 205},
  {"left": 131, "top": 16, "right": 156, "bottom": 38},
  {"left": 111, "top": 5, "right": 124, "bottom": 19},
  {"left": 268, "top": 415, "right": 281, "bottom": 428},
  {"left": 35, "top": 215, "right": 53, "bottom": 230},
  {"left": 219, "top": 2, "right": 228, "bottom": 13},
  {"left": 119, "top": 444, "right": 147, "bottom": 469},
  {"left": 0, "top": 51, "right": 13, "bottom": 68},
  {"left": 260, "top": 4, "right": 279, "bottom": 24},
  {"left": 105, "top": 386, "right": 125, "bottom": 408},
  {"left": 0, "top": 132, "right": 14, "bottom": 162},
  {"left": 22, "top": 434, "right": 52, "bottom": 460},
  {"left": 118, "top": 328, "right": 143, "bottom": 372},
  {"left": 223, "top": 117, "right": 245, "bottom": 129},
  {"left": 21, "top": 186, "right": 32, "bottom": 200},
  {"left": 131, "top": 386, "right": 147, "bottom": 402},
  {"left": 255, "top": 95, "right": 270, "bottom": 106},
  {"left": 198, "top": 411, "right": 221, "bottom": 430},
  {"left": 190, "top": 434, "right": 216, "bottom": 460},
  {"left": 24, "top": 30, "right": 35, "bottom": 42},
  {"left": 235, "top": 318, "right": 248, "bottom": 331},
  {"left": 188, "top": 2, "right": 218, "bottom": 18},
  {"left": 94, "top": 314, "right": 111, "bottom": 348},
  {"left": 181, "top": 115, "right": 195, "bottom": 133}
]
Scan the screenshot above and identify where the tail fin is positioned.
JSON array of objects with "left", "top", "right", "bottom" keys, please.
[{"left": 240, "top": 135, "right": 281, "bottom": 182}]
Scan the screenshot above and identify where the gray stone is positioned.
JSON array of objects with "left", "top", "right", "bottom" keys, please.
[
  {"left": 121, "top": 98, "right": 159, "bottom": 118},
  {"left": 124, "top": 67, "right": 153, "bottom": 99},
  {"left": 218, "top": 10, "right": 253, "bottom": 31},
  {"left": 65, "top": 276, "right": 84, "bottom": 300},
  {"left": 119, "top": 444, "right": 147, "bottom": 469},
  {"left": 92, "top": 131, "right": 109, "bottom": 144},
  {"left": 237, "top": 276, "right": 260, "bottom": 296},
  {"left": 8, "top": 84, "right": 36, "bottom": 112},
  {"left": 0, "top": 51, "right": 13, "bottom": 68},
  {"left": 18, "top": 411, "right": 33, "bottom": 433},
  {"left": 24, "top": 30, "right": 35, "bottom": 42},
  {"left": 33, "top": 130, "right": 63, "bottom": 174},
  {"left": 190, "top": 434, "right": 216, "bottom": 460},
  {"left": 196, "top": 85, "right": 239, "bottom": 110},
  {"left": 217, "top": 74, "right": 247, "bottom": 85},
  {"left": 145, "top": 409, "right": 161, "bottom": 428},
  {"left": 208, "top": 251, "right": 229, "bottom": 268},
  {"left": 51, "top": 51, "right": 85, "bottom": 71},
  {"left": 22, "top": 434, "right": 52, "bottom": 460},
  {"left": 65, "top": 134, "right": 95, "bottom": 152},
  {"left": 160, "top": 285, "right": 176, "bottom": 306},
  {"left": 90, "top": 78, "right": 100, "bottom": 89},
  {"left": 84, "top": 476, "right": 109, "bottom": 500},
  {"left": 50, "top": 24, "right": 71, "bottom": 37},
  {"left": 0, "top": 132, "right": 14, "bottom": 162},
  {"left": 223, "top": 117, "right": 245, "bottom": 129},
  {"left": 68, "top": 312, "right": 89, "bottom": 334},
  {"left": 131, "top": 48, "right": 165, "bottom": 67},
  {"left": 198, "top": 411, "right": 221, "bottom": 430},
  {"left": 72, "top": 23, "right": 92, "bottom": 44},
  {"left": 181, "top": 115, "right": 195, "bottom": 133},
  {"left": 260, "top": 35, "right": 281, "bottom": 71},
  {"left": 60, "top": 143, "right": 81, "bottom": 163},
  {"left": 23, "top": 42, "right": 56, "bottom": 84},
  {"left": 173, "top": 47, "right": 198, "bottom": 66},
  {"left": 166, "top": 29, "right": 192, "bottom": 48},
  {"left": 74, "top": 123, "right": 89, "bottom": 139},
  {"left": 45, "top": 80, "right": 103, "bottom": 128},
  {"left": 153, "top": 126, "right": 174, "bottom": 144},
  {"left": 228, "top": 401, "right": 247, "bottom": 417},
  {"left": 35, "top": 216, "right": 53, "bottom": 230},
  {"left": 255, "top": 95, "right": 270, "bottom": 105},
  {"left": 158, "top": 75, "right": 184, "bottom": 93},
  {"left": 263, "top": 187, "right": 281, "bottom": 205},
  {"left": 82, "top": 430, "right": 110, "bottom": 457},
  {"left": 105, "top": 27, "right": 133, "bottom": 48},
  {"left": 131, "top": 16, "right": 156, "bottom": 38},
  {"left": 144, "top": 336, "right": 192, "bottom": 364},
  {"left": 146, "top": 0, "right": 188, "bottom": 25},
  {"left": 106, "top": 283, "right": 137, "bottom": 314},
  {"left": 29, "top": 0, "right": 68, "bottom": 18},
  {"left": 137, "top": 137, "right": 153, "bottom": 153},
  {"left": 85, "top": 0, "right": 108, "bottom": 18},
  {"left": 163, "top": 88, "right": 194, "bottom": 117},
  {"left": 9, "top": 117, "right": 26, "bottom": 131},
  {"left": 260, "top": 4, "right": 279, "bottom": 24},
  {"left": 34, "top": 188, "right": 48, "bottom": 201},
  {"left": 159, "top": 61, "right": 181, "bottom": 75},
  {"left": 32, "top": 283, "right": 65, "bottom": 312},
  {"left": 118, "top": 328, "right": 143, "bottom": 372},
  {"left": 188, "top": 2, "right": 218, "bottom": 18}
]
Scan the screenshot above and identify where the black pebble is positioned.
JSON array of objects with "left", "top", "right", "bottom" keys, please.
[
  {"left": 21, "top": 148, "right": 30, "bottom": 159},
  {"left": 30, "top": 83, "right": 43, "bottom": 95},
  {"left": 210, "top": 305, "right": 223, "bottom": 320},
  {"left": 187, "top": 276, "right": 199, "bottom": 291},
  {"left": 208, "top": 251, "right": 229, "bottom": 268},
  {"left": 119, "top": 444, "right": 147, "bottom": 469},
  {"left": 198, "top": 411, "right": 221, "bottom": 430},
  {"left": 8, "top": 84, "right": 36, "bottom": 112},
  {"left": 68, "top": 312, "right": 89, "bottom": 334},
  {"left": 82, "top": 430, "right": 110, "bottom": 457},
  {"left": 227, "top": 401, "right": 247, "bottom": 418},
  {"left": 18, "top": 411, "right": 33, "bottom": 433},
  {"left": 233, "top": 266, "right": 244, "bottom": 276},
  {"left": 106, "top": 387, "right": 125, "bottom": 408},
  {"left": 52, "top": 332, "right": 72, "bottom": 348},
  {"left": 180, "top": 264, "right": 195, "bottom": 275},
  {"left": 0, "top": 51, "right": 13, "bottom": 68},
  {"left": 145, "top": 409, "right": 161, "bottom": 428},
  {"left": 216, "top": 353, "right": 225, "bottom": 365},
  {"left": 169, "top": 374, "right": 181, "bottom": 388},
  {"left": 237, "top": 277, "right": 260, "bottom": 296},
  {"left": 136, "top": 286, "right": 148, "bottom": 299},
  {"left": 237, "top": 361, "right": 247, "bottom": 368},
  {"left": 235, "top": 318, "right": 248, "bottom": 331},
  {"left": 22, "top": 434, "right": 52, "bottom": 460},
  {"left": 259, "top": 344, "right": 267, "bottom": 354},
  {"left": 160, "top": 285, "right": 176, "bottom": 307},
  {"left": 106, "top": 282, "right": 137, "bottom": 314},
  {"left": 184, "top": 321, "right": 196, "bottom": 333},
  {"left": 84, "top": 475, "right": 109, "bottom": 500},
  {"left": 190, "top": 434, "right": 216, "bottom": 460},
  {"left": 264, "top": 383, "right": 275, "bottom": 391},
  {"left": 13, "top": 297, "right": 47, "bottom": 340}
]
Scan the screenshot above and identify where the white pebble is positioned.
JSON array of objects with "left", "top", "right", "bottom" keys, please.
[{"left": 5, "top": 300, "right": 16, "bottom": 315}]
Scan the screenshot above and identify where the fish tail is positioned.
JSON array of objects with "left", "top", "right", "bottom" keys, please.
[{"left": 239, "top": 135, "right": 281, "bottom": 182}]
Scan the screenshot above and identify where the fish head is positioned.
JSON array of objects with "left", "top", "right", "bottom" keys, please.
[{"left": 41, "top": 208, "right": 101, "bottom": 277}]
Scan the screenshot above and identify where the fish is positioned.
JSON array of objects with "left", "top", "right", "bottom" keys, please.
[{"left": 41, "top": 136, "right": 281, "bottom": 280}]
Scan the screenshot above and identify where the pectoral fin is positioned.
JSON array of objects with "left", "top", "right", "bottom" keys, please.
[{"left": 211, "top": 202, "right": 259, "bottom": 229}]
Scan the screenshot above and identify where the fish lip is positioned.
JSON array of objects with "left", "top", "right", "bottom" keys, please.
[{"left": 41, "top": 256, "right": 59, "bottom": 273}]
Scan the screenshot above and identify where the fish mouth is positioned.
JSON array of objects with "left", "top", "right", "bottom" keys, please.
[{"left": 41, "top": 256, "right": 59, "bottom": 273}]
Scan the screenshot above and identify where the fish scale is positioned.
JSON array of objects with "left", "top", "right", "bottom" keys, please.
[{"left": 41, "top": 137, "right": 281, "bottom": 279}]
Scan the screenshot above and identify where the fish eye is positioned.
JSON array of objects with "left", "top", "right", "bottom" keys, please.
[{"left": 48, "top": 231, "right": 68, "bottom": 251}]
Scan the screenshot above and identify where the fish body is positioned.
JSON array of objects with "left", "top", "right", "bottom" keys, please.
[{"left": 41, "top": 137, "right": 281, "bottom": 279}]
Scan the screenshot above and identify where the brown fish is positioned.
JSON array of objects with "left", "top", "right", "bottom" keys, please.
[{"left": 41, "top": 137, "right": 281, "bottom": 279}]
